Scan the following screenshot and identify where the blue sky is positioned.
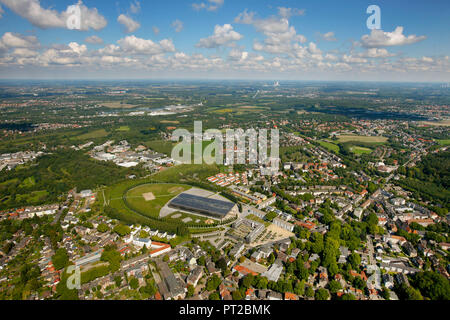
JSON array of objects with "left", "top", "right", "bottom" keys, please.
[{"left": 0, "top": 0, "right": 449, "bottom": 81}]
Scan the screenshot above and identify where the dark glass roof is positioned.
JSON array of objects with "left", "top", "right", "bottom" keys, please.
[{"left": 169, "top": 193, "right": 235, "bottom": 217}]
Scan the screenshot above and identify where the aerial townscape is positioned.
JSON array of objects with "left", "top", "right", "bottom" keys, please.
[{"left": 0, "top": 0, "right": 449, "bottom": 306}]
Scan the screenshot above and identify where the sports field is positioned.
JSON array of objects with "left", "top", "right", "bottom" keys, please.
[
  {"left": 350, "top": 146, "right": 373, "bottom": 155},
  {"left": 125, "top": 184, "right": 191, "bottom": 219},
  {"left": 337, "top": 135, "right": 388, "bottom": 144}
]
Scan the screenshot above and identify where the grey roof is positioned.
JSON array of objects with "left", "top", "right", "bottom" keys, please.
[{"left": 169, "top": 193, "right": 236, "bottom": 217}]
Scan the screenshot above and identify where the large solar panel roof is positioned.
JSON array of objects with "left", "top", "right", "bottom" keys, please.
[{"left": 169, "top": 193, "right": 235, "bottom": 217}]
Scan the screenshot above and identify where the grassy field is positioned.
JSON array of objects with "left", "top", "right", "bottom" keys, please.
[
  {"left": 125, "top": 184, "right": 191, "bottom": 219},
  {"left": 102, "top": 102, "right": 137, "bottom": 109},
  {"left": 72, "top": 129, "right": 109, "bottom": 141},
  {"left": 116, "top": 126, "right": 130, "bottom": 132},
  {"left": 318, "top": 140, "right": 340, "bottom": 153},
  {"left": 152, "top": 164, "right": 220, "bottom": 183},
  {"left": 246, "top": 214, "right": 271, "bottom": 227},
  {"left": 145, "top": 140, "right": 176, "bottom": 155},
  {"left": 437, "top": 139, "right": 450, "bottom": 146},
  {"left": 19, "top": 176, "right": 36, "bottom": 188},
  {"left": 337, "top": 135, "right": 388, "bottom": 144},
  {"left": 350, "top": 146, "right": 373, "bottom": 155},
  {"left": 16, "top": 190, "right": 48, "bottom": 203}
]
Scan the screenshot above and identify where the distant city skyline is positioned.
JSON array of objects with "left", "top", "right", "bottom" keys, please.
[{"left": 0, "top": 0, "right": 449, "bottom": 81}]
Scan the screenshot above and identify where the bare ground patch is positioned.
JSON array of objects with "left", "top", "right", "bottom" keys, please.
[{"left": 142, "top": 192, "right": 155, "bottom": 201}]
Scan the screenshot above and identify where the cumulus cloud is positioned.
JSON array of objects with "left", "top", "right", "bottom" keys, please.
[
  {"left": 360, "top": 48, "right": 395, "bottom": 58},
  {"left": 171, "top": 20, "right": 184, "bottom": 33},
  {"left": 361, "top": 26, "right": 426, "bottom": 48},
  {"left": 192, "top": 0, "right": 224, "bottom": 12},
  {"left": 0, "top": 0, "right": 107, "bottom": 31},
  {"left": 196, "top": 24, "right": 243, "bottom": 48},
  {"left": 235, "top": 9, "right": 307, "bottom": 55},
  {"left": 1, "top": 32, "right": 39, "bottom": 48},
  {"left": 319, "top": 31, "right": 337, "bottom": 41},
  {"left": 118, "top": 14, "right": 140, "bottom": 33},
  {"left": 85, "top": 35, "right": 103, "bottom": 45},
  {"left": 117, "top": 35, "right": 175, "bottom": 55}
]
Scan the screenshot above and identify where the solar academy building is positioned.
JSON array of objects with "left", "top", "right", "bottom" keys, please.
[{"left": 168, "top": 193, "right": 238, "bottom": 222}]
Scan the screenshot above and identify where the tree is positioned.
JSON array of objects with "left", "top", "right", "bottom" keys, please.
[
  {"left": 113, "top": 224, "right": 131, "bottom": 236},
  {"left": 97, "top": 223, "right": 109, "bottom": 233},
  {"left": 206, "top": 274, "right": 221, "bottom": 291},
  {"left": 315, "top": 288, "right": 330, "bottom": 300},
  {"left": 412, "top": 271, "right": 450, "bottom": 300},
  {"left": 129, "top": 277, "right": 139, "bottom": 290},
  {"left": 114, "top": 276, "right": 122, "bottom": 287},
  {"left": 341, "top": 293, "right": 356, "bottom": 300},
  {"left": 209, "top": 292, "right": 220, "bottom": 300},
  {"left": 187, "top": 284, "right": 195, "bottom": 298},
  {"left": 348, "top": 252, "right": 361, "bottom": 270},
  {"left": 232, "top": 290, "right": 243, "bottom": 300},
  {"left": 305, "top": 286, "right": 314, "bottom": 298},
  {"left": 328, "top": 280, "right": 342, "bottom": 294},
  {"left": 241, "top": 274, "right": 254, "bottom": 289},
  {"left": 52, "top": 248, "right": 69, "bottom": 270}
]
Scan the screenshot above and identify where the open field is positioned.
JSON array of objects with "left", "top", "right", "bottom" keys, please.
[
  {"left": 420, "top": 120, "right": 450, "bottom": 127},
  {"left": 318, "top": 140, "right": 339, "bottom": 153},
  {"left": 436, "top": 139, "right": 450, "bottom": 146},
  {"left": 72, "top": 129, "right": 109, "bottom": 141},
  {"left": 19, "top": 176, "right": 36, "bottom": 188},
  {"left": 16, "top": 190, "right": 49, "bottom": 204},
  {"left": 116, "top": 126, "right": 130, "bottom": 132},
  {"left": 125, "top": 183, "right": 191, "bottom": 219},
  {"left": 337, "top": 135, "right": 388, "bottom": 144},
  {"left": 101, "top": 102, "right": 137, "bottom": 109},
  {"left": 350, "top": 146, "right": 372, "bottom": 154}
]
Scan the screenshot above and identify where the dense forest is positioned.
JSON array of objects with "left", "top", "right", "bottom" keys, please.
[{"left": 0, "top": 150, "right": 143, "bottom": 210}]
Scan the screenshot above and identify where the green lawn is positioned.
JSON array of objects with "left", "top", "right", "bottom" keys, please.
[
  {"left": 125, "top": 184, "right": 191, "bottom": 219},
  {"left": 350, "top": 146, "right": 372, "bottom": 155},
  {"left": 117, "top": 126, "right": 130, "bottom": 132},
  {"left": 318, "top": 140, "right": 340, "bottom": 153},
  {"left": 19, "top": 176, "right": 36, "bottom": 188},
  {"left": 16, "top": 190, "right": 49, "bottom": 204},
  {"left": 72, "top": 129, "right": 109, "bottom": 141},
  {"left": 437, "top": 139, "right": 450, "bottom": 146},
  {"left": 152, "top": 164, "right": 220, "bottom": 183}
]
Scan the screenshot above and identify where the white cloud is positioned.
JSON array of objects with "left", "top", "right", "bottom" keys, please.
[
  {"left": 320, "top": 31, "right": 336, "bottom": 41},
  {"left": 360, "top": 48, "right": 395, "bottom": 58},
  {"left": 361, "top": 26, "right": 426, "bottom": 48},
  {"left": 192, "top": 0, "right": 224, "bottom": 12},
  {"left": 171, "top": 20, "right": 184, "bottom": 33},
  {"left": 277, "top": 7, "right": 305, "bottom": 18},
  {"left": 118, "top": 14, "right": 140, "bottom": 33},
  {"left": 235, "top": 9, "right": 307, "bottom": 55},
  {"left": 85, "top": 35, "right": 103, "bottom": 45},
  {"left": 0, "top": 5, "right": 4, "bottom": 18},
  {"left": 0, "top": 0, "right": 107, "bottom": 31},
  {"left": 1, "top": 32, "right": 39, "bottom": 48},
  {"left": 196, "top": 24, "right": 243, "bottom": 48},
  {"left": 129, "top": 1, "right": 141, "bottom": 14},
  {"left": 117, "top": 35, "right": 175, "bottom": 55}
]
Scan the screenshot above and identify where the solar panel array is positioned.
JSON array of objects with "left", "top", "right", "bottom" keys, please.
[{"left": 169, "top": 193, "right": 236, "bottom": 218}]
